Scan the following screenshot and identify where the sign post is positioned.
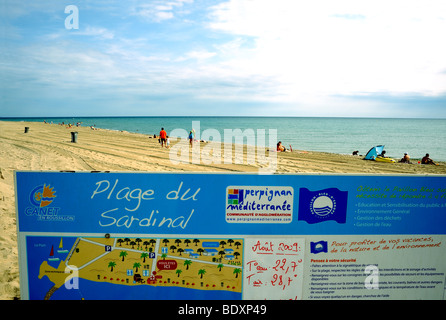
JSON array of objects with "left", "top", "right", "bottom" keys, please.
[{"left": 15, "top": 171, "right": 446, "bottom": 300}]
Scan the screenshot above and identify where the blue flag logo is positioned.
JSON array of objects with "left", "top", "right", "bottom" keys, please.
[
  {"left": 310, "top": 241, "right": 328, "bottom": 254},
  {"left": 298, "top": 188, "right": 348, "bottom": 224}
]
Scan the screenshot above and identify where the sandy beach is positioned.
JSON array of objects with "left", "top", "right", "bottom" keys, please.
[{"left": 1, "top": 120, "right": 445, "bottom": 300}]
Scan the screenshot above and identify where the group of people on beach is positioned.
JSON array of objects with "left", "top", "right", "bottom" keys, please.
[
  {"left": 157, "top": 127, "right": 293, "bottom": 153},
  {"left": 156, "top": 127, "right": 196, "bottom": 148},
  {"left": 397, "top": 152, "right": 437, "bottom": 165},
  {"left": 353, "top": 148, "right": 438, "bottom": 165},
  {"left": 44, "top": 119, "right": 99, "bottom": 130},
  {"left": 382, "top": 150, "right": 437, "bottom": 165}
]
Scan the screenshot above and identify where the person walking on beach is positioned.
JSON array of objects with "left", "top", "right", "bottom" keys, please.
[
  {"left": 189, "top": 129, "right": 195, "bottom": 147},
  {"left": 159, "top": 127, "right": 167, "bottom": 148}
]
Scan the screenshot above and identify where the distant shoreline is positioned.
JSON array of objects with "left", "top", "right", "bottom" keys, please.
[
  {"left": 1, "top": 120, "right": 445, "bottom": 170},
  {"left": 2, "top": 117, "right": 445, "bottom": 162}
]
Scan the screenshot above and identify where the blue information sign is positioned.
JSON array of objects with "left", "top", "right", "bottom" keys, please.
[{"left": 15, "top": 172, "right": 446, "bottom": 300}]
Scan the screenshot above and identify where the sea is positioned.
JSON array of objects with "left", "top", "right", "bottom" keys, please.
[{"left": 2, "top": 116, "right": 445, "bottom": 161}]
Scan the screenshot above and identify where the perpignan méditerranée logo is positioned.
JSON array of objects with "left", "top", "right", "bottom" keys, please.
[{"left": 226, "top": 186, "right": 294, "bottom": 223}]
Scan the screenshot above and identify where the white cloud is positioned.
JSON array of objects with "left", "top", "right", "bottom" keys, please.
[
  {"left": 176, "top": 50, "right": 217, "bottom": 61},
  {"left": 207, "top": 0, "right": 446, "bottom": 101},
  {"left": 78, "top": 26, "right": 115, "bottom": 40},
  {"left": 132, "top": 0, "right": 194, "bottom": 22},
  {"left": 3, "top": 0, "right": 446, "bottom": 117}
]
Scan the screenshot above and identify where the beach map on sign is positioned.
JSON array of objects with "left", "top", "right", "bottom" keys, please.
[{"left": 27, "top": 236, "right": 243, "bottom": 300}]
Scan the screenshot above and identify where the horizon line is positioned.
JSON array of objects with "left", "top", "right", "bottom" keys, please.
[{"left": 1, "top": 115, "right": 445, "bottom": 120}]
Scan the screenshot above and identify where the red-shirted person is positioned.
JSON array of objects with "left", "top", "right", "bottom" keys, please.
[{"left": 159, "top": 127, "right": 167, "bottom": 148}]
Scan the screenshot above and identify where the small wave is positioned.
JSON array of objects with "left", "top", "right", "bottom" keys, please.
[{"left": 313, "top": 206, "right": 332, "bottom": 215}]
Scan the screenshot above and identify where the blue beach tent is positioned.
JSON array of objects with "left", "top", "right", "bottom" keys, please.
[{"left": 364, "top": 145, "right": 384, "bottom": 160}]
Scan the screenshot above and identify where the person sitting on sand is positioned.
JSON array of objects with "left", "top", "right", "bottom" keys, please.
[
  {"left": 378, "top": 150, "right": 388, "bottom": 158},
  {"left": 399, "top": 152, "right": 411, "bottom": 163},
  {"left": 421, "top": 153, "right": 436, "bottom": 165},
  {"left": 277, "top": 141, "right": 286, "bottom": 152}
]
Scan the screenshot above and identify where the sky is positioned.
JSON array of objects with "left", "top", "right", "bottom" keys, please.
[{"left": 1, "top": 0, "right": 446, "bottom": 118}]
